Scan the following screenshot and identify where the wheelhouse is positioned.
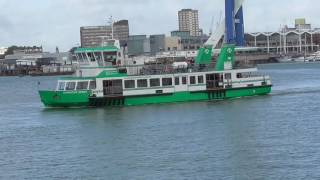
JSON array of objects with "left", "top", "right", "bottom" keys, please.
[{"left": 74, "top": 46, "right": 123, "bottom": 67}]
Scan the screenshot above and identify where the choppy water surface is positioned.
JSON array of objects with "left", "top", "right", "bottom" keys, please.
[{"left": 0, "top": 63, "right": 320, "bottom": 179}]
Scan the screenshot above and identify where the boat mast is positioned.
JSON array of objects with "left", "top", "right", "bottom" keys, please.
[{"left": 109, "top": 16, "right": 114, "bottom": 40}]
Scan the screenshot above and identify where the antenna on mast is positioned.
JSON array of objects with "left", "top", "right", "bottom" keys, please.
[
  {"left": 218, "top": 10, "right": 223, "bottom": 25},
  {"left": 209, "top": 16, "right": 215, "bottom": 35},
  {"left": 108, "top": 15, "right": 114, "bottom": 39}
]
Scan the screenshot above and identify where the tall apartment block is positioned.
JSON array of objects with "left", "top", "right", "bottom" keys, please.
[
  {"left": 178, "top": 9, "right": 200, "bottom": 37},
  {"left": 113, "top": 20, "right": 130, "bottom": 42}
]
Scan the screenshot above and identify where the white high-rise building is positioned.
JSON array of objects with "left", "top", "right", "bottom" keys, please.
[{"left": 178, "top": 9, "right": 200, "bottom": 37}]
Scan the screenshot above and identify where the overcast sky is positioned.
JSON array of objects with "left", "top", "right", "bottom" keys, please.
[{"left": 0, "top": 0, "right": 319, "bottom": 52}]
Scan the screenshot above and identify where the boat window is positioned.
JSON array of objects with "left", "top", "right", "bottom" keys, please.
[
  {"left": 190, "top": 76, "right": 196, "bottom": 85},
  {"left": 198, "top": 75, "right": 204, "bottom": 84},
  {"left": 236, "top": 73, "right": 241, "bottom": 78},
  {"left": 182, "top": 76, "right": 187, "bottom": 85},
  {"left": 66, "top": 82, "right": 76, "bottom": 91},
  {"left": 58, "top": 82, "right": 66, "bottom": 91},
  {"left": 87, "top": 52, "right": 95, "bottom": 62},
  {"left": 81, "top": 53, "right": 88, "bottom": 63},
  {"left": 175, "top": 77, "right": 180, "bottom": 85},
  {"left": 94, "top": 52, "right": 104, "bottom": 66},
  {"left": 89, "top": 81, "right": 96, "bottom": 90},
  {"left": 103, "top": 52, "right": 109, "bottom": 62},
  {"left": 125, "top": 80, "right": 135, "bottom": 89},
  {"left": 150, "top": 78, "right": 160, "bottom": 87},
  {"left": 225, "top": 73, "right": 232, "bottom": 80},
  {"left": 103, "top": 53, "right": 114, "bottom": 62},
  {"left": 162, "top": 78, "right": 172, "bottom": 86},
  {"left": 237, "top": 72, "right": 252, "bottom": 78},
  {"left": 75, "top": 54, "right": 81, "bottom": 62},
  {"left": 76, "top": 53, "right": 82, "bottom": 62},
  {"left": 76, "top": 81, "right": 89, "bottom": 90},
  {"left": 137, "top": 79, "right": 148, "bottom": 88}
]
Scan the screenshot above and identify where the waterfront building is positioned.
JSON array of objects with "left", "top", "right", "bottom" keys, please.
[
  {"left": 80, "top": 20, "right": 130, "bottom": 48},
  {"left": 113, "top": 20, "right": 130, "bottom": 45},
  {"left": 80, "top": 26, "right": 113, "bottom": 48},
  {"left": 113, "top": 20, "right": 129, "bottom": 41},
  {"left": 150, "top": 34, "right": 166, "bottom": 55},
  {"left": 165, "top": 37, "right": 182, "bottom": 51},
  {"left": 245, "top": 19, "right": 320, "bottom": 54},
  {"left": 127, "top": 35, "right": 150, "bottom": 56},
  {"left": 171, "top": 31, "right": 190, "bottom": 39},
  {"left": 295, "top": 18, "right": 311, "bottom": 31},
  {"left": 171, "top": 31, "right": 209, "bottom": 50},
  {"left": 3, "top": 50, "right": 72, "bottom": 69},
  {"left": 128, "top": 35, "right": 171, "bottom": 56},
  {"left": 178, "top": 9, "right": 201, "bottom": 36}
]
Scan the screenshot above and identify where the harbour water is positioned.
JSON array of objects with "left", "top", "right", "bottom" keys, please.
[{"left": 0, "top": 63, "right": 320, "bottom": 179}]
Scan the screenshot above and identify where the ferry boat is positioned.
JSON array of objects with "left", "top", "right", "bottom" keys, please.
[{"left": 39, "top": 41, "right": 272, "bottom": 107}]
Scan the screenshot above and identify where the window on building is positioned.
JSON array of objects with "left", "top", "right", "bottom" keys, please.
[
  {"left": 125, "top": 80, "right": 135, "bottom": 89},
  {"left": 190, "top": 76, "right": 196, "bottom": 85},
  {"left": 198, "top": 76, "right": 204, "bottom": 84},
  {"left": 225, "top": 73, "right": 232, "bottom": 80},
  {"left": 66, "top": 82, "right": 76, "bottom": 91},
  {"left": 162, "top": 78, "right": 173, "bottom": 86},
  {"left": 58, "top": 82, "right": 66, "bottom": 91},
  {"left": 76, "top": 81, "right": 89, "bottom": 90},
  {"left": 89, "top": 81, "right": 96, "bottom": 90},
  {"left": 175, "top": 77, "right": 180, "bottom": 85},
  {"left": 182, "top": 76, "right": 187, "bottom": 85},
  {"left": 150, "top": 78, "right": 160, "bottom": 87},
  {"left": 137, "top": 79, "right": 148, "bottom": 88}
]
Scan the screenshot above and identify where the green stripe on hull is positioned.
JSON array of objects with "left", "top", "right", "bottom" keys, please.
[{"left": 39, "top": 90, "right": 90, "bottom": 107}]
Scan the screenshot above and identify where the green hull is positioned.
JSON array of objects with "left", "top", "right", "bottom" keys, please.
[
  {"left": 39, "top": 86, "right": 271, "bottom": 107},
  {"left": 125, "top": 86, "right": 271, "bottom": 106},
  {"left": 39, "top": 90, "right": 91, "bottom": 107}
]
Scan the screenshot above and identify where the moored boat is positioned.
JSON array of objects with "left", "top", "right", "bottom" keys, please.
[{"left": 277, "top": 56, "right": 293, "bottom": 63}]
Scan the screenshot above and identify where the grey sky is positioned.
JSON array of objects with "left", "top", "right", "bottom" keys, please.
[{"left": 0, "top": 0, "right": 318, "bottom": 52}]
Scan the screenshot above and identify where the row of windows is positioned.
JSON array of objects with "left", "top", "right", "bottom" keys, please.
[
  {"left": 76, "top": 52, "right": 119, "bottom": 64},
  {"left": 58, "top": 81, "right": 96, "bottom": 91},
  {"left": 124, "top": 75, "right": 204, "bottom": 89}
]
